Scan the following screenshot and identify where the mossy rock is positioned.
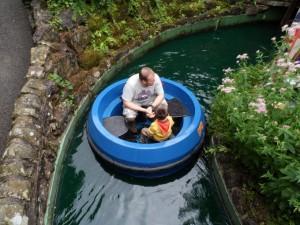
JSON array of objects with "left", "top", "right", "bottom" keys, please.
[
  {"left": 78, "top": 49, "right": 102, "bottom": 69},
  {"left": 87, "top": 15, "right": 105, "bottom": 31}
]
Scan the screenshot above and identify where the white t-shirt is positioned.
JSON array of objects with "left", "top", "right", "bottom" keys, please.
[{"left": 122, "top": 73, "right": 164, "bottom": 106}]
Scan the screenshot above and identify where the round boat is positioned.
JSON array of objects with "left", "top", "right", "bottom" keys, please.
[{"left": 87, "top": 78, "right": 206, "bottom": 178}]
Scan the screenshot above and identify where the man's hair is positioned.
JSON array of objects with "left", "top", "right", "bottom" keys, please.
[
  {"left": 139, "top": 67, "right": 153, "bottom": 81},
  {"left": 155, "top": 104, "right": 168, "bottom": 120}
]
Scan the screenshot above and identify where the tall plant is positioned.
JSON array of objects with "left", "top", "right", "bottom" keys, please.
[{"left": 209, "top": 31, "right": 300, "bottom": 220}]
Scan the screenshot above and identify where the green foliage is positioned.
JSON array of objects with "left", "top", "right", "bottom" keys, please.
[
  {"left": 128, "top": 0, "right": 142, "bottom": 16},
  {"left": 209, "top": 36, "right": 300, "bottom": 220},
  {"left": 48, "top": 73, "right": 74, "bottom": 106},
  {"left": 205, "top": 145, "right": 228, "bottom": 154},
  {"left": 47, "top": 0, "right": 232, "bottom": 57},
  {"left": 71, "top": 0, "right": 92, "bottom": 16},
  {"left": 47, "top": 0, "right": 92, "bottom": 29},
  {"left": 48, "top": 73, "right": 73, "bottom": 90},
  {"left": 176, "top": 1, "right": 206, "bottom": 17},
  {"left": 152, "top": 0, "right": 174, "bottom": 24},
  {"left": 209, "top": 1, "right": 231, "bottom": 15},
  {"left": 120, "top": 26, "right": 137, "bottom": 43},
  {"left": 47, "top": 0, "right": 76, "bottom": 12},
  {"left": 91, "top": 23, "right": 119, "bottom": 54},
  {"left": 47, "top": 0, "right": 113, "bottom": 13},
  {"left": 134, "top": 16, "right": 151, "bottom": 30},
  {"left": 49, "top": 16, "right": 63, "bottom": 30}
]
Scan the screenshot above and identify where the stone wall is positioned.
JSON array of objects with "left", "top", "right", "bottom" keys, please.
[
  {"left": 0, "top": 1, "right": 69, "bottom": 225},
  {"left": 0, "top": 0, "right": 119, "bottom": 223},
  {"left": 0, "top": 32, "right": 53, "bottom": 225}
]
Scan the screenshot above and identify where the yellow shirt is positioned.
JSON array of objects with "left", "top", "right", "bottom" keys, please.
[{"left": 148, "top": 116, "right": 174, "bottom": 142}]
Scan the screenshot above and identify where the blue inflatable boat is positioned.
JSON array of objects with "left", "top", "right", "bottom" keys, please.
[{"left": 87, "top": 78, "right": 206, "bottom": 178}]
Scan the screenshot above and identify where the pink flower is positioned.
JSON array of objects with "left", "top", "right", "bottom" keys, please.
[
  {"left": 221, "top": 86, "right": 235, "bottom": 93},
  {"left": 236, "top": 53, "right": 249, "bottom": 60},
  {"left": 273, "top": 102, "right": 286, "bottom": 110},
  {"left": 255, "top": 104, "right": 267, "bottom": 114},
  {"left": 257, "top": 97, "right": 265, "bottom": 104},
  {"left": 279, "top": 88, "right": 287, "bottom": 93},
  {"left": 271, "top": 37, "right": 276, "bottom": 42},
  {"left": 217, "top": 84, "right": 224, "bottom": 90},
  {"left": 281, "top": 24, "right": 289, "bottom": 32},
  {"left": 222, "top": 67, "right": 234, "bottom": 74},
  {"left": 277, "top": 58, "right": 285, "bottom": 64},
  {"left": 222, "top": 77, "right": 234, "bottom": 84},
  {"left": 286, "top": 78, "right": 297, "bottom": 86},
  {"left": 288, "top": 63, "right": 297, "bottom": 72},
  {"left": 249, "top": 97, "right": 267, "bottom": 114},
  {"left": 276, "top": 58, "right": 289, "bottom": 68}
]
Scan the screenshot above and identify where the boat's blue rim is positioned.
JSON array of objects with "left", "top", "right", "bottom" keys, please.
[
  {"left": 86, "top": 129, "right": 204, "bottom": 172},
  {"left": 90, "top": 78, "right": 202, "bottom": 150}
]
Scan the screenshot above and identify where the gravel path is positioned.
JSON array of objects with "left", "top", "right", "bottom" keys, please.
[{"left": 0, "top": 0, "right": 33, "bottom": 154}]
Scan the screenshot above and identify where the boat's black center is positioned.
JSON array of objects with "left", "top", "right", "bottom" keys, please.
[{"left": 120, "top": 114, "right": 183, "bottom": 143}]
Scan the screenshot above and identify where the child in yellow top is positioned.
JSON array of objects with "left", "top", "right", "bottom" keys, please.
[{"left": 141, "top": 104, "right": 174, "bottom": 142}]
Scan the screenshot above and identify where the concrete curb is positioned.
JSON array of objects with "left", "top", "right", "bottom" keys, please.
[{"left": 210, "top": 154, "right": 243, "bottom": 225}]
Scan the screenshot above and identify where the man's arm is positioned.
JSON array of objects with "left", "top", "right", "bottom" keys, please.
[
  {"left": 151, "top": 94, "right": 164, "bottom": 108},
  {"left": 123, "top": 99, "right": 149, "bottom": 113}
]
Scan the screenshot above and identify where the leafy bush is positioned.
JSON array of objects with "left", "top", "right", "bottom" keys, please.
[
  {"left": 47, "top": 0, "right": 114, "bottom": 11},
  {"left": 48, "top": 0, "right": 228, "bottom": 55},
  {"left": 47, "top": 0, "right": 76, "bottom": 12},
  {"left": 91, "top": 23, "right": 119, "bottom": 53},
  {"left": 209, "top": 35, "right": 300, "bottom": 219},
  {"left": 48, "top": 73, "right": 75, "bottom": 106}
]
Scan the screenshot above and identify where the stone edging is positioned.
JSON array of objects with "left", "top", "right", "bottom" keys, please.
[
  {"left": 0, "top": 43, "right": 52, "bottom": 225},
  {"left": 0, "top": 3, "right": 284, "bottom": 225},
  {"left": 211, "top": 154, "right": 243, "bottom": 225}
]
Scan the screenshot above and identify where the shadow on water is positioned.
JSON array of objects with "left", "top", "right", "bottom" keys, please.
[
  {"left": 90, "top": 125, "right": 212, "bottom": 186},
  {"left": 91, "top": 146, "right": 202, "bottom": 187},
  {"left": 54, "top": 123, "right": 229, "bottom": 225},
  {"left": 91, "top": 141, "right": 226, "bottom": 225},
  {"left": 54, "top": 22, "right": 281, "bottom": 225}
]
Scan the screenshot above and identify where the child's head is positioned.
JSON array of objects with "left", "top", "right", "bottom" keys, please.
[{"left": 155, "top": 104, "right": 168, "bottom": 120}]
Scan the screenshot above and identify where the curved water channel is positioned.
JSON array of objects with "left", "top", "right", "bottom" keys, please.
[{"left": 53, "top": 23, "right": 280, "bottom": 225}]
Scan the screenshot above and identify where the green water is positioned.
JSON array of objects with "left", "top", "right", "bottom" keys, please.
[{"left": 54, "top": 23, "right": 280, "bottom": 225}]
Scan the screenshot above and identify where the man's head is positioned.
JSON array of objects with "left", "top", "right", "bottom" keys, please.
[
  {"left": 139, "top": 67, "right": 155, "bottom": 87},
  {"left": 155, "top": 104, "right": 168, "bottom": 120}
]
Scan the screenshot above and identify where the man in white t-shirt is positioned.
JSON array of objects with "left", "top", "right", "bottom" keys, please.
[{"left": 122, "top": 67, "right": 167, "bottom": 133}]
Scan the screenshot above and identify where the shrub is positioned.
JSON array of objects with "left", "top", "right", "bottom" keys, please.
[
  {"left": 209, "top": 36, "right": 300, "bottom": 219},
  {"left": 48, "top": 72, "right": 75, "bottom": 106}
]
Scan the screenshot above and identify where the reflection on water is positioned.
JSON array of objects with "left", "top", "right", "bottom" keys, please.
[
  {"left": 55, "top": 129, "right": 229, "bottom": 225},
  {"left": 119, "top": 23, "right": 279, "bottom": 114},
  {"left": 54, "top": 23, "right": 280, "bottom": 225}
]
